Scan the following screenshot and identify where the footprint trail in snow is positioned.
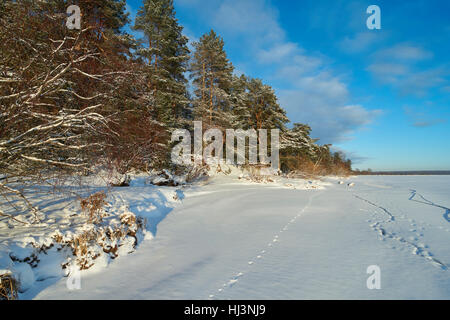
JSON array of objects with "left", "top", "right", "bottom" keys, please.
[
  {"left": 208, "top": 191, "right": 320, "bottom": 299},
  {"left": 354, "top": 193, "right": 448, "bottom": 271}
]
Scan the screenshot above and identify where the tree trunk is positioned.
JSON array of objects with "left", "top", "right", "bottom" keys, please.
[{"left": 209, "top": 77, "right": 213, "bottom": 125}]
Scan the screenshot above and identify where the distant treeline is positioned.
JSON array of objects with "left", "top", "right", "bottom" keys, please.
[{"left": 354, "top": 170, "right": 450, "bottom": 175}]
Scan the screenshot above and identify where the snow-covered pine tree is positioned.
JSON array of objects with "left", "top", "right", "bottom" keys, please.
[
  {"left": 133, "top": 0, "right": 190, "bottom": 127},
  {"left": 190, "top": 30, "right": 234, "bottom": 129},
  {"left": 241, "top": 77, "right": 289, "bottom": 130},
  {"left": 311, "top": 144, "right": 332, "bottom": 172},
  {"left": 229, "top": 74, "right": 251, "bottom": 129},
  {"left": 280, "top": 123, "right": 317, "bottom": 158},
  {"left": 73, "top": 0, "right": 129, "bottom": 33},
  {"left": 0, "top": 0, "right": 167, "bottom": 221}
]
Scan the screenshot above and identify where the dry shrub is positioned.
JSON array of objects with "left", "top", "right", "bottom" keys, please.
[
  {"left": 42, "top": 191, "right": 146, "bottom": 270},
  {"left": 280, "top": 153, "right": 352, "bottom": 178},
  {"left": 286, "top": 171, "right": 318, "bottom": 180},
  {"left": 80, "top": 191, "right": 107, "bottom": 224},
  {"left": 217, "top": 164, "right": 232, "bottom": 175},
  {"left": 0, "top": 274, "right": 18, "bottom": 300},
  {"left": 242, "top": 165, "right": 274, "bottom": 183},
  {"left": 120, "top": 211, "right": 145, "bottom": 234},
  {"left": 281, "top": 155, "right": 352, "bottom": 177},
  {"left": 55, "top": 212, "right": 145, "bottom": 270},
  {"left": 281, "top": 156, "right": 316, "bottom": 175},
  {"left": 158, "top": 164, "right": 208, "bottom": 185},
  {"left": 185, "top": 165, "right": 209, "bottom": 183},
  {"left": 71, "top": 230, "right": 100, "bottom": 270},
  {"left": 330, "top": 164, "right": 352, "bottom": 177},
  {"left": 106, "top": 112, "right": 169, "bottom": 174}
]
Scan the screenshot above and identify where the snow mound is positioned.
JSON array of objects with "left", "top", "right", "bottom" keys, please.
[{"left": 0, "top": 174, "right": 184, "bottom": 298}]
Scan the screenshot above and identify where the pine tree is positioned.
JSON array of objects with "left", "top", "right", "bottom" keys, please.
[
  {"left": 280, "top": 123, "right": 317, "bottom": 157},
  {"left": 133, "top": 0, "right": 190, "bottom": 127},
  {"left": 73, "top": 0, "right": 129, "bottom": 33},
  {"left": 190, "top": 30, "right": 234, "bottom": 128},
  {"left": 229, "top": 74, "right": 251, "bottom": 129},
  {"left": 0, "top": 0, "right": 168, "bottom": 216},
  {"left": 241, "top": 77, "right": 288, "bottom": 130},
  {"left": 0, "top": 0, "right": 123, "bottom": 218}
]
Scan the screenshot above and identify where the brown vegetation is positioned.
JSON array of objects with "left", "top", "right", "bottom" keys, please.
[{"left": 0, "top": 274, "right": 18, "bottom": 300}]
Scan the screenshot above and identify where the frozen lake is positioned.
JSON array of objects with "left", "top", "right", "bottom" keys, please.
[{"left": 23, "top": 175, "right": 450, "bottom": 299}]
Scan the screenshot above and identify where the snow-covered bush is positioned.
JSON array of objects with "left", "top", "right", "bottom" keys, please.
[
  {"left": 239, "top": 165, "right": 276, "bottom": 183},
  {"left": 80, "top": 192, "right": 108, "bottom": 224},
  {"left": 51, "top": 194, "right": 146, "bottom": 270},
  {"left": 150, "top": 164, "right": 209, "bottom": 186}
]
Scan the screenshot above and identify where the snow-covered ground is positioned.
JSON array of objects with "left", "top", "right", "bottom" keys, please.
[{"left": 2, "top": 173, "right": 450, "bottom": 299}]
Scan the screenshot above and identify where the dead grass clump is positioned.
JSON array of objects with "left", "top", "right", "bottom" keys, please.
[
  {"left": 80, "top": 191, "right": 107, "bottom": 224},
  {"left": 49, "top": 191, "right": 146, "bottom": 270},
  {"left": 281, "top": 155, "right": 352, "bottom": 177},
  {"left": 71, "top": 230, "right": 100, "bottom": 270},
  {"left": 186, "top": 165, "right": 209, "bottom": 183},
  {"left": 286, "top": 170, "right": 319, "bottom": 180},
  {"left": 242, "top": 165, "right": 275, "bottom": 183},
  {"left": 0, "top": 274, "right": 18, "bottom": 300}
]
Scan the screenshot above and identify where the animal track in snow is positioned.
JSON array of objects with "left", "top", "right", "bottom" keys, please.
[
  {"left": 354, "top": 195, "right": 395, "bottom": 222},
  {"left": 358, "top": 195, "right": 448, "bottom": 271},
  {"left": 409, "top": 190, "right": 450, "bottom": 225}
]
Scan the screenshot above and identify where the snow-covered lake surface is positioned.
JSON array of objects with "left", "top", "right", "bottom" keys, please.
[{"left": 15, "top": 175, "right": 450, "bottom": 299}]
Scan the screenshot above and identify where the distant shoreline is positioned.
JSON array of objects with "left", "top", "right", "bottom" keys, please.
[{"left": 354, "top": 171, "right": 450, "bottom": 176}]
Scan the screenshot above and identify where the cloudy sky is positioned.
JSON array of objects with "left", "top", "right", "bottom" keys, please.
[{"left": 126, "top": 0, "right": 450, "bottom": 171}]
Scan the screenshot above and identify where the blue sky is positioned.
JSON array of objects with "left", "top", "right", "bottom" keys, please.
[{"left": 125, "top": 0, "right": 450, "bottom": 171}]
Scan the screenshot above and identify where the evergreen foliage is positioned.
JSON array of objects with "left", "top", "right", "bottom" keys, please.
[
  {"left": 189, "top": 30, "right": 234, "bottom": 128},
  {"left": 1, "top": 0, "right": 353, "bottom": 182},
  {"left": 133, "top": 0, "right": 190, "bottom": 127}
]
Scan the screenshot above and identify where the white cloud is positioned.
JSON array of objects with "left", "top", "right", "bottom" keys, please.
[
  {"left": 367, "top": 44, "right": 448, "bottom": 96},
  {"left": 404, "top": 106, "right": 447, "bottom": 128},
  {"left": 367, "top": 63, "right": 410, "bottom": 76},
  {"left": 339, "top": 32, "right": 382, "bottom": 53},
  {"left": 373, "top": 43, "right": 433, "bottom": 61},
  {"left": 257, "top": 42, "right": 298, "bottom": 63},
  {"left": 413, "top": 119, "right": 446, "bottom": 127},
  {"left": 279, "top": 89, "right": 381, "bottom": 143},
  {"left": 294, "top": 72, "right": 349, "bottom": 100},
  {"left": 214, "top": 0, "right": 284, "bottom": 43}
]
